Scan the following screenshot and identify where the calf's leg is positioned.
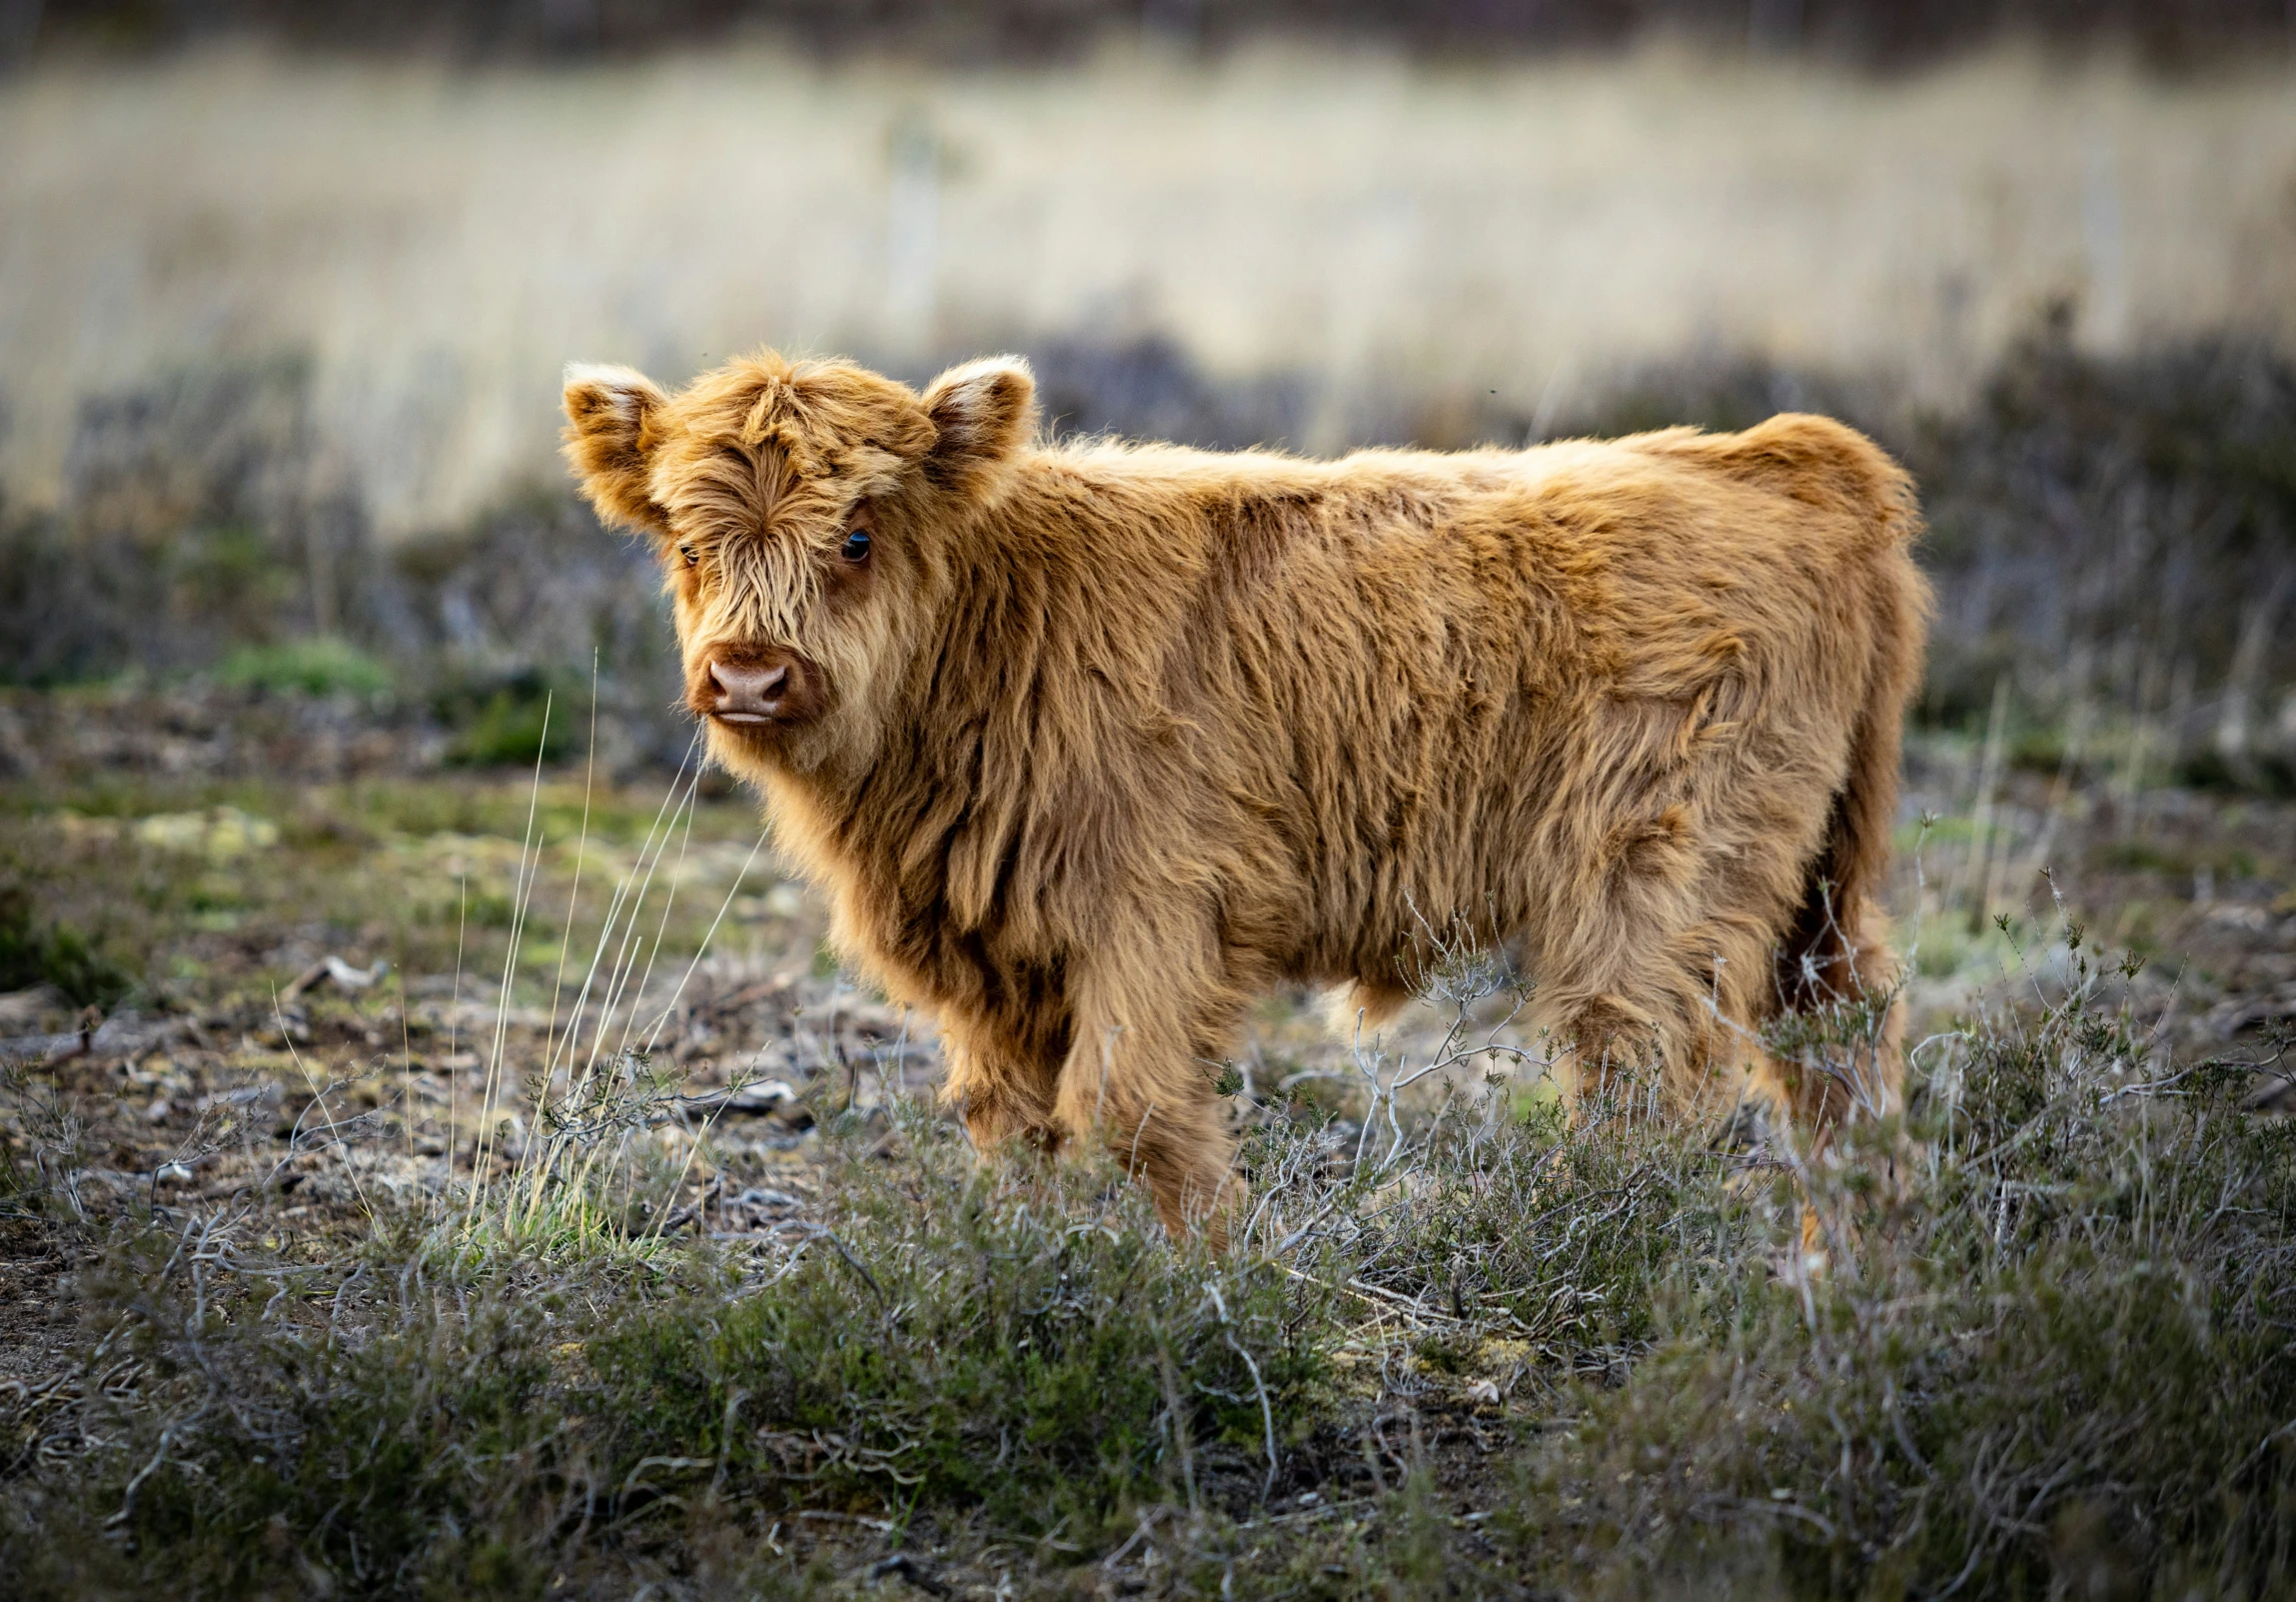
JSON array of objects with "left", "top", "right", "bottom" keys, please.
[
  {"left": 941, "top": 1012, "right": 1064, "bottom": 1160},
  {"left": 1542, "top": 901, "right": 1781, "bottom": 1125},
  {"left": 1053, "top": 923, "right": 1246, "bottom": 1245}
]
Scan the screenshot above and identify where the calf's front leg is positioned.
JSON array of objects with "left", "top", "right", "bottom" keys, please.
[
  {"left": 938, "top": 1009, "right": 1064, "bottom": 1160},
  {"left": 1052, "top": 926, "right": 1246, "bottom": 1245}
]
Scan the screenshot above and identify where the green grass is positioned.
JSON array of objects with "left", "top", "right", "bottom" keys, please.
[
  {"left": 437, "top": 672, "right": 587, "bottom": 769},
  {"left": 0, "top": 774, "right": 767, "bottom": 998},
  {"left": 0, "top": 1101, "right": 1327, "bottom": 1596},
  {"left": 1487, "top": 965, "right": 2296, "bottom": 1598},
  {"left": 581, "top": 1118, "right": 1320, "bottom": 1542}
]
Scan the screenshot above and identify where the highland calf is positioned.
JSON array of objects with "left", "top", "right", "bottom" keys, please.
[{"left": 563, "top": 352, "right": 1930, "bottom": 1240}]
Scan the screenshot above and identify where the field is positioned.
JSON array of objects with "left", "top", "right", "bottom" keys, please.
[
  {"left": 5, "top": 29, "right": 2296, "bottom": 1601},
  {"left": 7, "top": 43, "right": 2296, "bottom": 535},
  {"left": 0, "top": 661, "right": 2293, "bottom": 1598}
]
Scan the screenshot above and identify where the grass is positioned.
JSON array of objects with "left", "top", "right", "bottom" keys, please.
[
  {"left": 0, "top": 692, "right": 2291, "bottom": 1596},
  {"left": 0, "top": 766, "right": 771, "bottom": 1004},
  {"left": 436, "top": 673, "right": 587, "bottom": 769},
  {"left": 2, "top": 849, "right": 2292, "bottom": 1595},
  {"left": 1490, "top": 959, "right": 2296, "bottom": 1598},
  {"left": 0, "top": 1075, "right": 1330, "bottom": 1596}
]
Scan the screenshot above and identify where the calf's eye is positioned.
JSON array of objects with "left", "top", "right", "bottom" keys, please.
[
  {"left": 840, "top": 529, "right": 871, "bottom": 564},
  {"left": 678, "top": 545, "right": 697, "bottom": 568}
]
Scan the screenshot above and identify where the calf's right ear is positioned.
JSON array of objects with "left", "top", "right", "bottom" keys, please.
[
  {"left": 563, "top": 363, "right": 671, "bottom": 535},
  {"left": 920, "top": 357, "right": 1035, "bottom": 493}
]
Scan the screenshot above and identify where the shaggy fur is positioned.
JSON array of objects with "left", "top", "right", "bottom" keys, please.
[{"left": 563, "top": 351, "right": 1931, "bottom": 1239}]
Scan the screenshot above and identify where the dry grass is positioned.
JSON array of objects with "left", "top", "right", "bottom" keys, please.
[{"left": 5, "top": 44, "right": 2296, "bottom": 535}]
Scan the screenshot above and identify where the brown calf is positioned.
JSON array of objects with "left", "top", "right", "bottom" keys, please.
[{"left": 564, "top": 352, "right": 1930, "bottom": 1239}]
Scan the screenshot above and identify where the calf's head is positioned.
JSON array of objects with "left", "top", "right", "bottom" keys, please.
[{"left": 562, "top": 351, "right": 1034, "bottom": 780}]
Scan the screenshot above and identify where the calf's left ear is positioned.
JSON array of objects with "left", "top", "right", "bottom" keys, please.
[
  {"left": 563, "top": 363, "right": 671, "bottom": 535},
  {"left": 921, "top": 357, "right": 1036, "bottom": 487}
]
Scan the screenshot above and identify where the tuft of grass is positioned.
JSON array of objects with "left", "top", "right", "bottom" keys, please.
[
  {"left": 582, "top": 1114, "right": 1325, "bottom": 1542},
  {"left": 0, "top": 884, "right": 132, "bottom": 1011},
  {"left": 216, "top": 635, "right": 393, "bottom": 700},
  {"left": 438, "top": 671, "right": 583, "bottom": 768}
]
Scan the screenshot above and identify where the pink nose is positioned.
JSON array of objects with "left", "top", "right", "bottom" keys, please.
[{"left": 708, "top": 659, "right": 790, "bottom": 721}]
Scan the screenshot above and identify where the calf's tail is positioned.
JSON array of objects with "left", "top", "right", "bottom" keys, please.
[{"left": 1771, "top": 429, "right": 1931, "bottom": 1117}]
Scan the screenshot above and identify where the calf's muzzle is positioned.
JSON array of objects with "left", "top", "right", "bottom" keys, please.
[{"left": 699, "top": 649, "right": 817, "bottom": 726}]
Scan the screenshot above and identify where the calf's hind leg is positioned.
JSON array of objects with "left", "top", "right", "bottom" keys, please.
[
  {"left": 1543, "top": 903, "right": 1782, "bottom": 1125},
  {"left": 1754, "top": 890, "right": 1906, "bottom": 1133}
]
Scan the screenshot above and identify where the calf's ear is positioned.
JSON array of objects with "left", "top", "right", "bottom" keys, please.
[
  {"left": 921, "top": 357, "right": 1035, "bottom": 488},
  {"left": 563, "top": 363, "right": 671, "bottom": 535}
]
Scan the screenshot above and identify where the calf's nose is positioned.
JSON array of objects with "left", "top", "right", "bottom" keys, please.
[{"left": 708, "top": 659, "right": 789, "bottom": 721}]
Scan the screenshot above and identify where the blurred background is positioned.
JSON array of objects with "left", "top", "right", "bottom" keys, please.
[{"left": 4, "top": 1, "right": 2296, "bottom": 782}]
